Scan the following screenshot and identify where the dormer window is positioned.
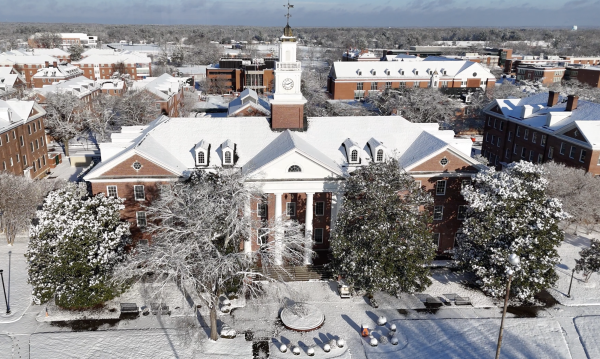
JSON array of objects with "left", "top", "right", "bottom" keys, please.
[
  {"left": 194, "top": 139, "right": 209, "bottom": 166},
  {"left": 221, "top": 139, "right": 235, "bottom": 166},
  {"left": 442, "top": 69, "right": 447, "bottom": 75},
  {"left": 414, "top": 70, "right": 419, "bottom": 75},
  {"left": 385, "top": 69, "right": 390, "bottom": 75},
  {"left": 399, "top": 69, "right": 404, "bottom": 75},
  {"left": 376, "top": 149, "right": 384, "bottom": 162},
  {"left": 343, "top": 138, "right": 361, "bottom": 164},
  {"left": 371, "top": 69, "right": 376, "bottom": 75},
  {"left": 357, "top": 69, "right": 362, "bottom": 76},
  {"left": 224, "top": 151, "right": 232, "bottom": 164},
  {"left": 367, "top": 138, "right": 386, "bottom": 163}
]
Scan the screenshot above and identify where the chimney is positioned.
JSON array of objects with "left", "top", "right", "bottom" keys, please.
[
  {"left": 566, "top": 95, "right": 579, "bottom": 111},
  {"left": 547, "top": 91, "right": 559, "bottom": 107},
  {"left": 52, "top": 61, "right": 58, "bottom": 68}
]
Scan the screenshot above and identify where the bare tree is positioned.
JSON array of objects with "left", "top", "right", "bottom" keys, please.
[
  {"left": 86, "top": 93, "right": 121, "bottom": 142},
  {"left": 543, "top": 161, "right": 600, "bottom": 234},
  {"left": 369, "top": 88, "right": 455, "bottom": 125},
  {"left": 0, "top": 173, "right": 65, "bottom": 245},
  {"left": 44, "top": 92, "right": 87, "bottom": 156},
  {"left": 114, "top": 168, "right": 312, "bottom": 341},
  {"left": 35, "top": 32, "right": 61, "bottom": 48},
  {"left": 177, "top": 91, "right": 199, "bottom": 117},
  {"left": 117, "top": 90, "right": 158, "bottom": 125}
]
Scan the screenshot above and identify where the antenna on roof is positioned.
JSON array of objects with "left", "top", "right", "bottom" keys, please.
[{"left": 284, "top": 1, "right": 294, "bottom": 26}]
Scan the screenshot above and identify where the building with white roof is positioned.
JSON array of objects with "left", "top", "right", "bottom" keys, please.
[
  {"left": 482, "top": 91, "right": 600, "bottom": 175},
  {"left": 0, "top": 54, "right": 61, "bottom": 88},
  {"left": 72, "top": 53, "right": 152, "bottom": 81},
  {"left": 84, "top": 22, "right": 481, "bottom": 260},
  {"left": 131, "top": 74, "right": 185, "bottom": 117},
  {"left": 0, "top": 68, "right": 26, "bottom": 98},
  {"left": 32, "top": 76, "right": 100, "bottom": 103},
  {"left": 28, "top": 33, "right": 97, "bottom": 50},
  {"left": 0, "top": 100, "right": 50, "bottom": 178},
  {"left": 32, "top": 62, "right": 83, "bottom": 88},
  {"left": 327, "top": 59, "right": 496, "bottom": 100}
]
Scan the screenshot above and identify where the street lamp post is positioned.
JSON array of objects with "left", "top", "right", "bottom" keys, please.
[
  {"left": 567, "top": 268, "right": 575, "bottom": 298},
  {"left": 495, "top": 253, "right": 520, "bottom": 359},
  {"left": 0, "top": 270, "right": 10, "bottom": 314}
]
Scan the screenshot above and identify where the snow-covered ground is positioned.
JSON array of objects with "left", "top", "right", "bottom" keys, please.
[
  {"left": 0, "top": 238, "right": 32, "bottom": 323},
  {"left": 423, "top": 268, "right": 497, "bottom": 307},
  {"left": 574, "top": 316, "right": 600, "bottom": 358},
  {"left": 548, "top": 233, "right": 600, "bottom": 306}
]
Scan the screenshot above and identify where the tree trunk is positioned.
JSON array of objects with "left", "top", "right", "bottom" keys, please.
[
  {"left": 210, "top": 298, "right": 219, "bottom": 341},
  {"left": 63, "top": 140, "right": 70, "bottom": 157}
]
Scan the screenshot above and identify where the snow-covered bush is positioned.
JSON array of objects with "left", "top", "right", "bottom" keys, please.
[
  {"left": 575, "top": 239, "right": 600, "bottom": 282},
  {"left": 330, "top": 160, "right": 435, "bottom": 295},
  {"left": 26, "top": 184, "right": 130, "bottom": 309},
  {"left": 454, "top": 161, "right": 569, "bottom": 301}
]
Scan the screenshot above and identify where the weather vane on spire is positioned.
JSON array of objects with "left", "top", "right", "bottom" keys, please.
[{"left": 284, "top": 1, "right": 294, "bottom": 26}]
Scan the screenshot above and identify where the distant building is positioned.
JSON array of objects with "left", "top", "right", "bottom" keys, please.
[
  {"left": 515, "top": 65, "right": 565, "bottom": 85},
  {"left": 31, "top": 62, "right": 83, "bottom": 88},
  {"left": 98, "top": 79, "right": 127, "bottom": 96},
  {"left": 28, "top": 33, "right": 98, "bottom": 49},
  {"left": 0, "top": 100, "right": 51, "bottom": 178},
  {"left": 72, "top": 53, "right": 152, "bottom": 81},
  {"left": 131, "top": 74, "right": 185, "bottom": 117},
  {"left": 0, "top": 54, "right": 61, "bottom": 88},
  {"left": 0, "top": 68, "right": 27, "bottom": 98},
  {"left": 3, "top": 48, "right": 71, "bottom": 63},
  {"left": 327, "top": 59, "right": 496, "bottom": 100},
  {"left": 481, "top": 92, "right": 600, "bottom": 176},
  {"left": 565, "top": 66, "right": 600, "bottom": 87},
  {"left": 342, "top": 49, "right": 379, "bottom": 62},
  {"left": 32, "top": 76, "right": 101, "bottom": 104},
  {"left": 206, "top": 57, "right": 277, "bottom": 94},
  {"left": 227, "top": 88, "right": 271, "bottom": 117}
]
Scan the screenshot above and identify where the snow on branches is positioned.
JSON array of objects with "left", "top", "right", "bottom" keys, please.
[
  {"left": 26, "top": 183, "right": 130, "bottom": 309},
  {"left": 330, "top": 160, "right": 435, "bottom": 295},
  {"left": 575, "top": 239, "right": 600, "bottom": 283},
  {"left": 114, "top": 168, "right": 311, "bottom": 340},
  {"left": 454, "top": 161, "right": 569, "bottom": 301}
]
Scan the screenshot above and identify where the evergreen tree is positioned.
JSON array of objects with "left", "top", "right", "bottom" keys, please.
[
  {"left": 575, "top": 239, "right": 600, "bottom": 282},
  {"left": 26, "top": 184, "right": 130, "bottom": 309},
  {"left": 330, "top": 160, "right": 435, "bottom": 295},
  {"left": 455, "top": 161, "right": 569, "bottom": 301}
]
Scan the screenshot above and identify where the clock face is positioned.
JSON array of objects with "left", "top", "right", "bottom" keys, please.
[{"left": 282, "top": 78, "right": 294, "bottom": 90}]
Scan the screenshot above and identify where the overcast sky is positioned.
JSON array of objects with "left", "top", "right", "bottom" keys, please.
[{"left": 1, "top": 0, "right": 598, "bottom": 27}]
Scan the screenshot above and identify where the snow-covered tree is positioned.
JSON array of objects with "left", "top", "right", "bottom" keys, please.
[
  {"left": 26, "top": 184, "right": 130, "bottom": 308},
  {"left": 67, "top": 44, "right": 84, "bottom": 62},
  {"left": 330, "top": 160, "right": 435, "bottom": 295},
  {"left": 543, "top": 161, "right": 600, "bottom": 234},
  {"left": 43, "top": 92, "right": 87, "bottom": 156},
  {"left": 114, "top": 169, "right": 311, "bottom": 341},
  {"left": 454, "top": 161, "right": 569, "bottom": 301},
  {"left": 575, "top": 239, "right": 600, "bottom": 282},
  {"left": 0, "top": 173, "right": 64, "bottom": 245},
  {"left": 86, "top": 93, "right": 121, "bottom": 142},
  {"left": 368, "top": 87, "right": 455, "bottom": 125},
  {"left": 117, "top": 90, "right": 159, "bottom": 125}
]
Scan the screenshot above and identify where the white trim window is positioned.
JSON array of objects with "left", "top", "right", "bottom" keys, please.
[
  {"left": 257, "top": 203, "right": 267, "bottom": 218},
  {"left": 315, "top": 201, "right": 325, "bottom": 216},
  {"left": 314, "top": 228, "right": 324, "bottom": 244},
  {"left": 580, "top": 149, "right": 587, "bottom": 163},
  {"left": 376, "top": 149, "right": 384, "bottom": 162},
  {"left": 136, "top": 211, "right": 147, "bottom": 227},
  {"left": 532, "top": 132, "right": 537, "bottom": 144},
  {"left": 508, "top": 131, "right": 513, "bottom": 142},
  {"left": 197, "top": 151, "right": 206, "bottom": 165},
  {"left": 457, "top": 205, "right": 468, "bottom": 220},
  {"left": 569, "top": 146, "right": 576, "bottom": 159},
  {"left": 524, "top": 129, "right": 529, "bottom": 141},
  {"left": 433, "top": 205, "right": 444, "bottom": 220},
  {"left": 436, "top": 180, "right": 446, "bottom": 195},
  {"left": 224, "top": 150, "right": 233, "bottom": 165},
  {"left": 541, "top": 135, "right": 547, "bottom": 146},
  {"left": 134, "top": 185, "right": 145, "bottom": 201},
  {"left": 548, "top": 146, "right": 554, "bottom": 159},
  {"left": 461, "top": 179, "right": 471, "bottom": 189},
  {"left": 286, "top": 202, "right": 296, "bottom": 217},
  {"left": 560, "top": 142, "right": 566, "bottom": 155},
  {"left": 432, "top": 233, "right": 440, "bottom": 248},
  {"left": 107, "top": 185, "right": 118, "bottom": 198},
  {"left": 350, "top": 149, "right": 358, "bottom": 163}
]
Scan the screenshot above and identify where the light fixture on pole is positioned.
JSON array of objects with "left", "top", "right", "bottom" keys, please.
[{"left": 495, "top": 253, "right": 520, "bottom": 359}]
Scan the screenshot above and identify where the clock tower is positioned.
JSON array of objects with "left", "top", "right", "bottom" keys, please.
[{"left": 270, "top": 6, "right": 307, "bottom": 130}]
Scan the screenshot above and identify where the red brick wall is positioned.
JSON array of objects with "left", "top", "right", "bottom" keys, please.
[
  {"left": 101, "top": 154, "right": 176, "bottom": 178},
  {"left": 271, "top": 104, "right": 303, "bottom": 130},
  {"left": 0, "top": 116, "right": 51, "bottom": 178}
]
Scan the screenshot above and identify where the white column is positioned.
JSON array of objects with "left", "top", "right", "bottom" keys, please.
[
  {"left": 274, "top": 192, "right": 283, "bottom": 265},
  {"left": 244, "top": 197, "right": 252, "bottom": 255},
  {"left": 304, "top": 192, "right": 314, "bottom": 265}
]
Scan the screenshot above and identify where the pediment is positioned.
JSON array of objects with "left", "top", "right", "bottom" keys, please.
[{"left": 246, "top": 150, "right": 341, "bottom": 180}]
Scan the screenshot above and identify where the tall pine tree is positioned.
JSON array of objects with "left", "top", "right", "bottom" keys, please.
[
  {"left": 455, "top": 161, "right": 569, "bottom": 301},
  {"left": 330, "top": 160, "right": 435, "bottom": 295}
]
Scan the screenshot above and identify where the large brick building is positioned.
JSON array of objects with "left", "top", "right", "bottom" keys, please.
[
  {"left": 84, "top": 24, "right": 480, "bottom": 262},
  {"left": 481, "top": 92, "right": 600, "bottom": 176},
  {"left": 32, "top": 76, "right": 101, "bottom": 105},
  {"left": 0, "top": 54, "right": 61, "bottom": 88},
  {"left": 565, "top": 66, "right": 600, "bottom": 88},
  {"left": 327, "top": 59, "right": 496, "bottom": 100},
  {"left": 72, "top": 54, "right": 152, "bottom": 81},
  {"left": 515, "top": 65, "right": 565, "bottom": 85},
  {"left": 31, "top": 62, "right": 83, "bottom": 88},
  {"left": 206, "top": 57, "right": 276, "bottom": 94},
  {"left": 131, "top": 74, "right": 185, "bottom": 117},
  {"left": 0, "top": 100, "right": 51, "bottom": 179}
]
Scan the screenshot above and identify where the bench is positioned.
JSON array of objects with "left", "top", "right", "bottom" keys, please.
[
  {"left": 151, "top": 303, "right": 171, "bottom": 315},
  {"left": 120, "top": 303, "right": 139, "bottom": 314},
  {"left": 455, "top": 296, "right": 472, "bottom": 306}
]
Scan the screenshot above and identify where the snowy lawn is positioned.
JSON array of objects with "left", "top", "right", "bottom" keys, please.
[
  {"left": 421, "top": 268, "right": 496, "bottom": 308},
  {"left": 38, "top": 282, "right": 194, "bottom": 322},
  {"left": 548, "top": 233, "right": 600, "bottom": 306},
  {"left": 0, "top": 237, "right": 32, "bottom": 323},
  {"left": 362, "top": 318, "right": 571, "bottom": 359},
  {"left": 574, "top": 316, "right": 600, "bottom": 358},
  {"left": 29, "top": 329, "right": 252, "bottom": 358}
]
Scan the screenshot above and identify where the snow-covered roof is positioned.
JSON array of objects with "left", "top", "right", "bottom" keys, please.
[
  {"left": 227, "top": 88, "right": 271, "bottom": 116},
  {"left": 0, "top": 54, "right": 59, "bottom": 65},
  {"left": 330, "top": 60, "right": 496, "bottom": 80},
  {"left": 85, "top": 115, "right": 476, "bottom": 181},
  {"left": 0, "top": 100, "right": 45, "bottom": 132},
  {"left": 131, "top": 74, "right": 183, "bottom": 101},
  {"left": 98, "top": 79, "right": 125, "bottom": 90},
  {"left": 33, "top": 76, "right": 99, "bottom": 99},
  {"left": 81, "top": 49, "right": 120, "bottom": 57},
  {"left": 73, "top": 53, "right": 151, "bottom": 66},
  {"left": 492, "top": 93, "right": 600, "bottom": 148},
  {"left": 32, "top": 63, "right": 82, "bottom": 79}
]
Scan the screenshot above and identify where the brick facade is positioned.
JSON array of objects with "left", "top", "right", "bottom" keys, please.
[{"left": 271, "top": 104, "right": 304, "bottom": 130}]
